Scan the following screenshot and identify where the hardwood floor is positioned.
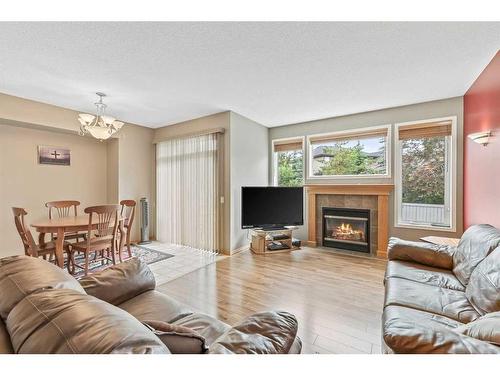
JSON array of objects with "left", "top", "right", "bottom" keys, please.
[{"left": 157, "top": 247, "right": 387, "bottom": 354}]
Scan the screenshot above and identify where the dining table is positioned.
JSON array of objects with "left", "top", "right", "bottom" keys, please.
[{"left": 31, "top": 215, "right": 125, "bottom": 268}]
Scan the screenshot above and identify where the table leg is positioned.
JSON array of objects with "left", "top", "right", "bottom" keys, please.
[{"left": 55, "top": 228, "right": 65, "bottom": 268}]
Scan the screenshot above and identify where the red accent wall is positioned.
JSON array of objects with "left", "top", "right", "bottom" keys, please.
[{"left": 463, "top": 51, "right": 500, "bottom": 228}]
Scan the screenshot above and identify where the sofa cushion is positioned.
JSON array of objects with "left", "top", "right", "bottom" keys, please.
[
  {"left": 385, "top": 260, "right": 465, "bottom": 291},
  {"left": 208, "top": 311, "right": 298, "bottom": 354},
  {"left": 143, "top": 320, "right": 208, "bottom": 354},
  {"left": 79, "top": 257, "right": 156, "bottom": 306},
  {"left": 0, "top": 318, "right": 13, "bottom": 354},
  {"left": 384, "top": 277, "right": 480, "bottom": 323},
  {"left": 383, "top": 305, "right": 500, "bottom": 354},
  {"left": 453, "top": 224, "right": 500, "bottom": 286},
  {"left": 454, "top": 311, "right": 500, "bottom": 346},
  {"left": 6, "top": 289, "right": 169, "bottom": 354},
  {"left": 119, "top": 290, "right": 193, "bottom": 323},
  {"left": 0, "top": 255, "right": 86, "bottom": 320},
  {"left": 465, "top": 247, "right": 500, "bottom": 315},
  {"left": 172, "top": 312, "right": 231, "bottom": 346}
]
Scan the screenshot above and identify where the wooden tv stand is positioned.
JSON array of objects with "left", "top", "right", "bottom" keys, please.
[{"left": 250, "top": 227, "right": 301, "bottom": 255}]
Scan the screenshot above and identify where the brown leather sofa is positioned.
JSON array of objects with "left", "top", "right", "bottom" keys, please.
[
  {"left": 0, "top": 255, "right": 302, "bottom": 354},
  {"left": 383, "top": 224, "right": 500, "bottom": 354}
]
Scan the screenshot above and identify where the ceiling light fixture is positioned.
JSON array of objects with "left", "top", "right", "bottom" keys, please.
[
  {"left": 78, "top": 92, "right": 124, "bottom": 141},
  {"left": 468, "top": 131, "right": 492, "bottom": 146}
]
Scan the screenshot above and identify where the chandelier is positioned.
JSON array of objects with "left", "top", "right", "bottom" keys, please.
[{"left": 78, "top": 92, "right": 124, "bottom": 140}]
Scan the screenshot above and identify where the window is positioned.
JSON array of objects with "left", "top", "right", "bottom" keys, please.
[
  {"left": 395, "top": 117, "right": 456, "bottom": 230},
  {"left": 308, "top": 126, "right": 390, "bottom": 178},
  {"left": 272, "top": 138, "right": 304, "bottom": 187}
]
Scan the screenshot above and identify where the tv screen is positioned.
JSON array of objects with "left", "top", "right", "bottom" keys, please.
[{"left": 241, "top": 186, "right": 304, "bottom": 229}]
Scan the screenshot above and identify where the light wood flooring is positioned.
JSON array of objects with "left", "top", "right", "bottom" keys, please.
[{"left": 157, "top": 247, "right": 387, "bottom": 354}]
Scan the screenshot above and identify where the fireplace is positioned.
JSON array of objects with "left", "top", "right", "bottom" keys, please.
[{"left": 322, "top": 207, "right": 370, "bottom": 253}]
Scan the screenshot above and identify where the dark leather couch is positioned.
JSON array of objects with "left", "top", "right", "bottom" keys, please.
[
  {"left": 0, "top": 255, "right": 302, "bottom": 354},
  {"left": 383, "top": 224, "right": 500, "bottom": 353}
]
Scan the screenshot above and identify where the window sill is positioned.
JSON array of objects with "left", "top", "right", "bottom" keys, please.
[{"left": 395, "top": 222, "right": 456, "bottom": 233}]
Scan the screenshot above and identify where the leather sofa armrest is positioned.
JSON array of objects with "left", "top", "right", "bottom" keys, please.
[
  {"left": 209, "top": 311, "right": 299, "bottom": 354},
  {"left": 387, "top": 237, "right": 455, "bottom": 269},
  {"left": 78, "top": 257, "right": 156, "bottom": 306}
]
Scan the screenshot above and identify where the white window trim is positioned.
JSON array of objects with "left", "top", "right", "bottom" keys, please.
[
  {"left": 306, "top": 124, "right": 392, "bottom": 180},
  {"left": 271, "top": 136, "right": 306, "bottom": 187},
  {"left": 394, "top": 116, "right": 457, "bottom": 232}
]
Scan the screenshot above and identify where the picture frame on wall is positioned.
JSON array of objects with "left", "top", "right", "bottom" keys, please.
[{"left": 38, "top": 145, "right": 71, "bottom": 166}]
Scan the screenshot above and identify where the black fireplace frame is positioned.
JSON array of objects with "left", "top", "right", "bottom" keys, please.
[{"left": 322, "top": 207, "right": 371, "bottom": 253}]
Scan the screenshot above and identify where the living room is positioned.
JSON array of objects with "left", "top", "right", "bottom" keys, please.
[{"left": 1, "top": 2, "right": 500, "bottom": 372}]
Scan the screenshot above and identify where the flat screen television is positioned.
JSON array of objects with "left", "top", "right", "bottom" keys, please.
[{"left": 241, "top": 186, "right": 304, "bottom": 229}]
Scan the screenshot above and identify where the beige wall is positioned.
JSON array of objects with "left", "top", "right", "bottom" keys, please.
[
  {"left": 0, "top": 123, "right": 108, "bottom": 257},
  {"left": 106, "top": 138, "right": 119, "bottom": 203},
  {"left": 0, "top": 93, "right": 84, "bottom": 133},
  {"left": 153, "top": 112, "right": 232, "bottom": 253},
  {"left": 229, "top": 112, "right": 269, "bottom": 251},
  {"left": 116, "top": 124, "right": 155, "bottom": 242},
  {"left": 269, "top": 97, "right": 464, "bottom": 242}
]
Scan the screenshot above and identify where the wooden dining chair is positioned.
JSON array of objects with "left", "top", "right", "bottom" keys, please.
[
  {"left": 68, "top": 205, "right": 120, "bottom": 276},
  {"left": 12, "top": 207, "right": 71, "bottom": 265},
  {"left": 45, "top": 200, "right": 87, "bottom": 242},
  {"left": 119, "top": 199, "right": 136, "bottom": 261}
]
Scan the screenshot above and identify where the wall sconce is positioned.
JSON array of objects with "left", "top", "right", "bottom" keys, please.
[{"left": 468, "top": 131, "right": 492, "bottom": 146}]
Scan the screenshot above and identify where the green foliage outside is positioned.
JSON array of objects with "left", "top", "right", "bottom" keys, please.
[
  {"left": 313, "top": 140, "right": 386, "bottom": 176},
  {"left": 401, "top": 137, "right": 445, "bottom": 204},
  {"left": 277, "top": 151, "right": 303, "bottom": 187},
  {"left": 276, "top": 137, "right": 446, "bottom": 206}
]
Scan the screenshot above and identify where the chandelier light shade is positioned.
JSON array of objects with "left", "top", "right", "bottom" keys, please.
[{"left": 78, "top": 92, "right": 124, "bottom": 140}]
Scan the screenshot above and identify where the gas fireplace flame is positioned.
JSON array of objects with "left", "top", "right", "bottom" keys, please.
[{"left": 333, "top": 222, "right": 365, "bottom": 241}]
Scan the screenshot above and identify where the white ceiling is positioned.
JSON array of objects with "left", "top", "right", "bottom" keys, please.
[{"left": 0, "top": 22, "right": 499, "bottom": 128}]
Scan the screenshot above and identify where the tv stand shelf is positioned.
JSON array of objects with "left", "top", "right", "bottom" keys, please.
[{"left": 250, "top": 227, "right": 300, "bottom": 255}]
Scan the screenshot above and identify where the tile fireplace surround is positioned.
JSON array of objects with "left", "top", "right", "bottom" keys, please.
[{"left": 306, "top": 184, "right": 394, "bottom": 258}]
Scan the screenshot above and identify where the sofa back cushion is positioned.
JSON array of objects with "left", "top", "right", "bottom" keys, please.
[
  {"left": 0, "top": 256, "right": 86, "bottom": 320},
  {"left": 6, "top": 288, "right": 169, "bottom": 354},
  {"left": 465, "top": 247, "right": 500, "bottom": 315},
  {"left": 453, "top": 224, "right": 500, "bottom": 286},
  {"left": 79, "top": 257, "right": 156, "bottom": 306}
]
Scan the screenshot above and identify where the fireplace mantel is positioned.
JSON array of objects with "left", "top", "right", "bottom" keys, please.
[{"left": 305, "top": 184, "right": 394, "bottom": 257}]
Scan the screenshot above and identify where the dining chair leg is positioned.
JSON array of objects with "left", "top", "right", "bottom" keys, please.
[
  {"left": 84, "top": 252, "right": 90, "bottom": 276},
  {"left": 126, "top": 232, "right": 132, "bottom": 259},
  {"left": 117, "top": 238, "right": 123, "bottom": 263},
  {"left": 66, "top": 250, "right": 72, "bottom": 274},
  {"left": 110, "top": 246, "right": 116, "bottom": 265}
]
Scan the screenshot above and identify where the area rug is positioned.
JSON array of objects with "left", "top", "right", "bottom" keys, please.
[{"left": 71, "top": 245, "right": 174, "bottom": 278}]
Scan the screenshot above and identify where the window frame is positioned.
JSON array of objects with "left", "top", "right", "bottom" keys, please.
[
  {"left": 306, "top": 124, "right": 392, "bottom": 180},
  {"left": 394, "top": 116, "right": 457, "bottom": 232},
  {"left": 271, "top": 136, "right": 306, "bottom": 187}
]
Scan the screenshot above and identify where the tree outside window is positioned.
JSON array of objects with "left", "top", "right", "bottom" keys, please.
[
  {"left": 401, "top": 137, "right": 445, "bottom": 205},
  {"left": 276, "top": 150, "right": 303, "bottom": 187},
  {"left": 311, "top": 136, "right": 387, "bottom": 176}
]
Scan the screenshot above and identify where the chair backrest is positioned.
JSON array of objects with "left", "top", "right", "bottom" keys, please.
[
  {"left": 45, "top": 200, "right": 80, "bottom": 219},
  {"left": 120, "top": 200, "right": 136, "bottom": 229},
  {"left": 12, "top": 207, "right": 38, "bottom": 257},
  {"left": 84, "top": 205, "right": 121, "bottom": 240}
]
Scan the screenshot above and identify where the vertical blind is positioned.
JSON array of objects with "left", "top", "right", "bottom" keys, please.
[{"left": 156, "top": 133, "right": 220, "bottom": 253}]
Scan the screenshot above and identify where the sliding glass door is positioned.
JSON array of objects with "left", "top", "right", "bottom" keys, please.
[{"left": 156, "top": 133, "right": 221, "bottom": 252}]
